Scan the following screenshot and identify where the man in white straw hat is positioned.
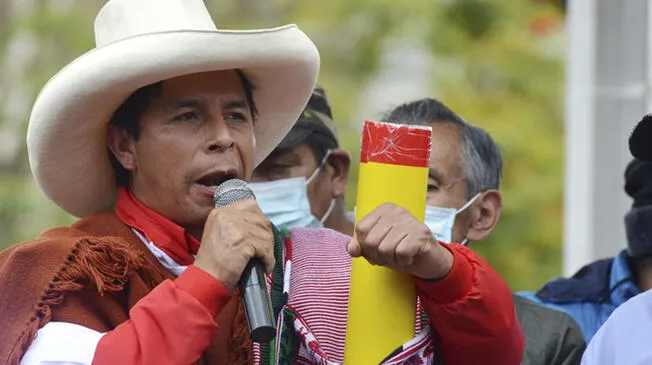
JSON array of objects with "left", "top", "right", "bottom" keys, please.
[{"left": 0, "top": 0, "right": 524, "bottom": 364}]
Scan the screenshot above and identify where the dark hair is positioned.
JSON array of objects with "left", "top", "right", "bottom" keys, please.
[
  {"left": 381, "top": 98, "right": 503, "bottom": 198},
  {"left": 108, "top": 69, "right": 257, "bottom": 186}
]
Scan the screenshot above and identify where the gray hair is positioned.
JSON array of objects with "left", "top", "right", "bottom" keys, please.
[{"left": 380, "top": 98, "right": 502, "bottom": 198}]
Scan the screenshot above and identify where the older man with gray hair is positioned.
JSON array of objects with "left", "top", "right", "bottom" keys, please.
[{"left": 380, "top": 97, "right": 586, "bottom": 365}]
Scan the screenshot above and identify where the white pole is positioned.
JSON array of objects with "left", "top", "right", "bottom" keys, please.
[{"left": 563, "top": 0, "right": 597, "bottom": 276}]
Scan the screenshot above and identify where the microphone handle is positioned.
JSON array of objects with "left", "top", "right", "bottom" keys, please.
[{"left": 239, "top": 259, "right": 276, "bottom": 343}]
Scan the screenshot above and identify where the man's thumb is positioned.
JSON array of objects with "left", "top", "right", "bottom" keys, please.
[{"left": 347, "top": 237, "right": 362, "bottom": 257}]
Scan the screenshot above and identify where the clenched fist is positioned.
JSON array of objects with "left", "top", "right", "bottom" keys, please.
[
  {"left": 194, "top": 199, "right": 275, "bottom": 292},
  {"left": 347, "top": 203, "right": 454, "bottom": 280}
]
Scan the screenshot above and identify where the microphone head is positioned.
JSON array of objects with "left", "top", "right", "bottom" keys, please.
[{"left": 214, "top": 179, "right": 255, "bottom": 207}]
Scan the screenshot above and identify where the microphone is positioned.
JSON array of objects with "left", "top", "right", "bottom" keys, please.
[{"left": 213, "top": 179, "right": 276, "bottom": 343}]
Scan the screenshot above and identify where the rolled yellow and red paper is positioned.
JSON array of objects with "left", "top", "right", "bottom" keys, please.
[{"left": 344, "top": 120, "right": 432, "bottom": 364}]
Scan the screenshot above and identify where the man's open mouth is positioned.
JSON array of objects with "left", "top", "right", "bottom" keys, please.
[{"left": 194, "top": 170, "right": 238, "bottom": 187}]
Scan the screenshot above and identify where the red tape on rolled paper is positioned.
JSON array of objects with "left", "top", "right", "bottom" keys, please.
[{"left": 360, "top": 120, "right": 432, "bottom": 168}]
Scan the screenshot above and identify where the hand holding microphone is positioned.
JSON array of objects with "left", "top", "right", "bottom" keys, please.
[{"left": 193, "top": 179, "right": 276, "bottom": 343}]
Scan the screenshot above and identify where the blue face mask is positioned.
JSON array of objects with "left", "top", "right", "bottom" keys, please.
[
  {"left": 249, "top": 152, "right": 335, "bottom": 229},
  {"left": 424, "top": 193, "right": 481, "bottom": 244}
]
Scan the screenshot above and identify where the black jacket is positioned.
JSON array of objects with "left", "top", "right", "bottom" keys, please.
[{"left": 514, "top": 294, "right": 585, "bottom": 365}]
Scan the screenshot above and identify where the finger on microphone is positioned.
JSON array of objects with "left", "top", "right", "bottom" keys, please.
[{"left": 347, "top": 237, "right": 362, "bottom": 257}]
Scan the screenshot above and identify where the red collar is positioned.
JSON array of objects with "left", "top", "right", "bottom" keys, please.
[{"left": 114, "top": 187, "right": 200, "bottom": 265}]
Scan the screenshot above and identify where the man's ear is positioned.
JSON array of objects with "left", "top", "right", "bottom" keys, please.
[
  {"left": 325, "top": 148, "right": 351, "bottom": 198},
  {"left": 466, "top": 190, "right": 502, "bottom": 242},
  {"left": 106, "top": 125, "right": 137, "bottom": 172}
]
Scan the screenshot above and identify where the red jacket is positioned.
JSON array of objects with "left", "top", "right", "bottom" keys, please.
[{"left": 94, "top": 227, "right": 524, "bottom": 364}]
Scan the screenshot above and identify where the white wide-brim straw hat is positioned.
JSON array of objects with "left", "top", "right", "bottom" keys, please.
[{"left": 26, "top": 0, "right": 320, "bottom": 218}]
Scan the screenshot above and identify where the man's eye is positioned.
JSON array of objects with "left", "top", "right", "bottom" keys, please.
[
  {"left": 257, "top": 164, "right": 291, "bottom": 180},
  {"left": 226, "top": 112, "right": 248, "bottom": 122},
  {"left": 427, "top": 184, "right": 439, "bottom": 192},
  {"left": 174, "top": 111, "right": 198, "bottom": 122}
]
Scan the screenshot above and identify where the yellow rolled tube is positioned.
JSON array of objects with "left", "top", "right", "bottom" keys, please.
[{"left": 344, "top": 120, "right": 432, "bottom": 364}]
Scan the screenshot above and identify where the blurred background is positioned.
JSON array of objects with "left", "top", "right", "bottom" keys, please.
[{"left": 0, "top": 0, "right": 637, "bottom": 291}]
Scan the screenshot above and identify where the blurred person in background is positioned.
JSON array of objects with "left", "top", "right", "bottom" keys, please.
[
  {"left": 579, "top": 114, "right": 652, "bottom": 365},
  {"left": 250, "top": 86, "right": 354, "bottom": 236},
  {"left": 520, "top": 136, "right": 652, "bottom": 343},
  {"left": 253, "top": 91, "right": 585, "bottom": 364}
]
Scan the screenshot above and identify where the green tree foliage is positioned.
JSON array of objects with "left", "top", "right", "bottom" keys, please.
[{"left": 0, "top": 0, "right": 565, "bottom": 291}]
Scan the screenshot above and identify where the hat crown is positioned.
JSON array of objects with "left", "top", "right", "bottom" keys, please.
[{"left": 94, "top": 0, "right": 217, "bottom": 47}]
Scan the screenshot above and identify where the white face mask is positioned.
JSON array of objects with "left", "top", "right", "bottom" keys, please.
[
  {"left": 424, "top": 193, "right": 481, "bottom": 244},
  {"left": 249, "top": 151, "right": 335, "bottom": 229}
]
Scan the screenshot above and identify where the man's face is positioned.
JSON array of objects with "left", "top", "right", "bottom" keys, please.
[
  {"left": 426, "top": 122, "right": 475, "bottom": 242},
  {"left": 251, "top": 144, "right": 334, "bottom": 220},
  {"left": 109, "top": 70, "right": 255, "bottom": 231}
]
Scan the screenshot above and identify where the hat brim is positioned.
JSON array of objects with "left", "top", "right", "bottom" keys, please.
[{"left": 27, "top": 25, "right": 320, "bottom": 218}]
